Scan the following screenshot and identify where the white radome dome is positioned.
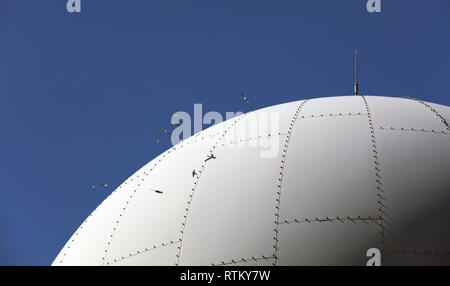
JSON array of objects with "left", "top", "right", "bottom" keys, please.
[{"left": 53, "top": 96, "right": 450, "bottom": 266}]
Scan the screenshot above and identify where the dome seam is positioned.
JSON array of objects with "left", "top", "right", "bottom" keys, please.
[
  {"left": 272, "top": 99, "right": 310, "bottom": 265},
  {"left": 175, "top": 113, "right": 249, "bottom": 265},
  {"left": 361, "top": 95, "right": 388, "bottom": 256},
  {"left": 403, "top": 97, "right": 450, "bottom": 132}
]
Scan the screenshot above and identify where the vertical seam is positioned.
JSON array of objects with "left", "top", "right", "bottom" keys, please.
[
  {"left": 175, "top": 113, "right": 248, "bottom": 265},
  {"left": 360, "top": 95, "right": 387, "bottom": 255},
  {"left": 272, "top": 99, "right": 310, "bottom": 265}
]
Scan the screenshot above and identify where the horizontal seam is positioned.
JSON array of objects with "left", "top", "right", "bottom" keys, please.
[
  {"left": 210, "top": 255, "right": 276, "bottom": 266},
  {"left": 384, "top": 249, "right": 450, "bottom": 256},
  {"left": 106, "top": 239, "right": 181, "bottom": 265},
  {"left": 375, "top": 127, "right": 449, "bottom": 134},
  {"left": 279, "top": 216, "right": 382, "bottom": 225}
]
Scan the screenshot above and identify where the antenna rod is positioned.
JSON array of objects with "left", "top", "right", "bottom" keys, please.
[{"left": 354, "top": 50, "right": 359, "bottom": 96}]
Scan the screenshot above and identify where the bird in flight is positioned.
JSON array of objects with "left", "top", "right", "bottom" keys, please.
[
  {"left": 241, "top": 92, "right": 250, "bottom": 104},
  {"left": 205, "top": 154, "right": 216, "bottom": 162},
  {"left": 152, "top": 189, "right": 163, "bottom": 194},
  {"left": 90, "top": 183, "right": 109, "bottom": 190},
  {"left": 158, "top": 128, "right": 172, "bottom": 135},
  {"left": 192, "top": 169, "right": 197, "bottom": 177}
]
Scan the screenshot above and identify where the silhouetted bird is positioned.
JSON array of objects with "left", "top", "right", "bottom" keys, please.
[
  {"left": 205, "top": 154, "right": 216, "bottom": 162},
  {"left": 158, "top": 128, "right": 172, "bottom": 135},
  {"left": 241, "top": 92, "right": 250, "bottom": 104},
  {"left": 192, "top": 169, "right": 197, "bottom": 177},
  {"left": 90, "top": 183, "right": 108, "bottom": 190}
]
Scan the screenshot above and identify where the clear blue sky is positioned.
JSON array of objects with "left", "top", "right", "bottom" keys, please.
[{"left": 0, "top": 0, "right": 449, "bottom": 265}]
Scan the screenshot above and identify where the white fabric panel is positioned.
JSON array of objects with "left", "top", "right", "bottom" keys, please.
[
  {"left": 111, "top": 243, "right": 179, "bottom": 266},
  {"left": 277, "top": 221, "right": 379, "bottom": 265},
  {"left": 376, "top": 131, "right": 450, "bottom": 255},
  {"left": 366, "top": 96, "right": 444, "bottom": 131},
  {"left": 299, "top": 96, "right": 366, "bottom": 117},
  {"left": 179, "top": 136, "right": 285, "bottom": 265},
  {"left": 279, "top": 116, "right": 378, "bottom": 220}
]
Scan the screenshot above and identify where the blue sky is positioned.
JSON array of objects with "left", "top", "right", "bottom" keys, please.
[{"left": 0, "top": 0, "right": 449, "bottom": 265}]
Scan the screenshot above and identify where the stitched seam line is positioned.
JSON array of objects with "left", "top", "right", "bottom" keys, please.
[
  {"left": 106, "top": 239, "right": 181, "bottom": 265},
  {"left": 403, "top": 97, "right": 450, "bottom": 131},
  {"left": 361, "top": 95, "right": 387, "bottom": 253},
  {"left": 299, "top": 112, "right": 367, "bottom": 119},
  {"left": 221, "top": 132, "right": 288, "bottom": 146},
  {"left": 384, "top": 249, "right": 450, "bottom": 256},
  {"left": 175, "top": 114, "right": 248, "bottom": 265},
  {"left": 272, "top": 99, "right": 310, "bottom": 265},
  {"left": 375, "top": 127, "right": 450, "bottom": 134},
  {"left": 211, "top": 256, "right": 276, "bottom": 266},
  {"left": 279, "top": 216, "right": 382, "bottom": 225}
]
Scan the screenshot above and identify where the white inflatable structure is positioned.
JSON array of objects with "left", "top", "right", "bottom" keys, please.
[{"left": 53, "top": 96, "right": 450, "bottom": 266}]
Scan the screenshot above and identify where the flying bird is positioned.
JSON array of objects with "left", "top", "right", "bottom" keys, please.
[
  {"left": 90, "top": 183, "right": 108, "bottom": 190},
  {"left": 158, "top": 128, "right": 172, "bottom": 135},
  {"left": 192, "top": 169, "right": 197, "bottom": 177},
  {"left": 154, "top": 190, "right": 163, "bottom": 194},
  {"left": 241, "top": 92, "right": 250, "bottom": 104},
  {"left": 205, "top": 154, "right": 216, "bottom": 162}
]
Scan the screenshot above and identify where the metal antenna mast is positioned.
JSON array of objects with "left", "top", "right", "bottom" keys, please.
[{"left": 354, "top": 50, "right": 359, "bottom": 96}]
